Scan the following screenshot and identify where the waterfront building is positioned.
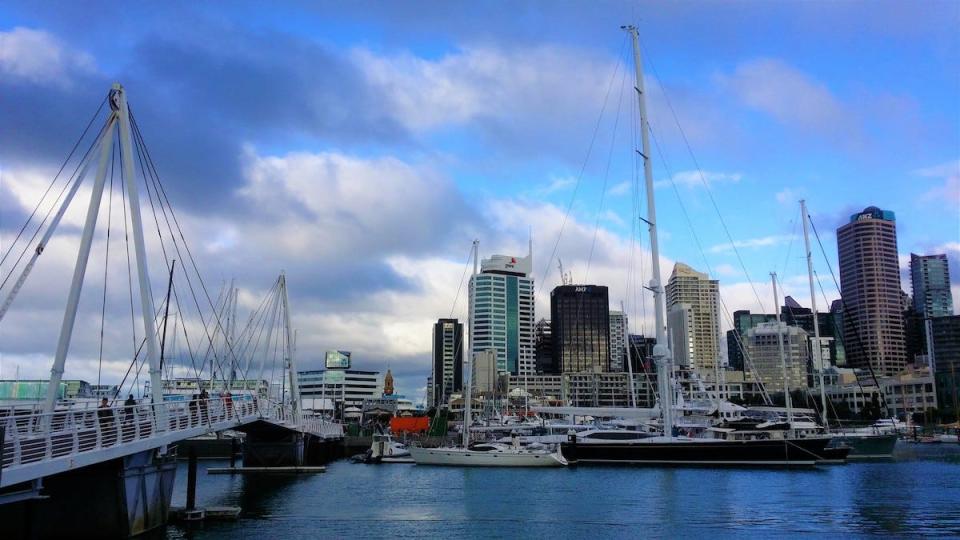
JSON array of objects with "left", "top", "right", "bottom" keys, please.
[
  {"left": 609, "top": 310, "right": 628, "bottom": 372},
  {"left": 534, "top": 318, "right": 557, "bottom": 374},
  {"left": 90, "top": 384, "right": 119, "bottom": 399},
  {"left": 472, "top": 349, "right": 499, "bottom": 396},
  {"left": 298, "top": 369, "right": 383, "bottom": 412},
  {"left": 0, "top": 379, "right": 88, "bottom": 402},
  {"left": 836, "top": 206, "right": 907, "bottom": 376},
  {"left": 930, "top": 315, "right": 960, "bottom": 420},
  {"left": 470, "top": 246, "right": 535, "bottom": 376},
  {"left": 431, "top": 318, "right": 463, "bottom": 407},
  {"left": 903, "top": 307, "right": 928, "bottom": 365},
  {"left": 551, "top": 285, "right": 611, "bottom": 373},
  {"left": 727, "top": 310, "right": 777, "bottom": 372},
  {"left": 667, "top": 303, "right": 694, "bottom": 368},
  {"left": 744, "top": 322, "right": 811, "bottom": 393},
  {"left": 627, "top": 334, "right": 656, "bottom": 374},
  {"left": 780, "top": 296, "right": 845, "bottom": 369},
  {"left": 881, "top": 367, "right": 937, "bottom": 419},
  {"left": 506, "top": 372, "right": 655, "bottom": 408},
  {"left": 824, "top": 383, "right": 883, "bottom": 417},
  {"left": 911, "top": 254, "right": 954, "bottom": 318},
  {"left": 665, "top": 263, "right": 721, "bottom": 374}
]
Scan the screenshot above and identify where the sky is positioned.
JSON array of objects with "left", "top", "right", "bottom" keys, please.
[{"left": 1, "top": 1, "right": 958, "bottom": 404}]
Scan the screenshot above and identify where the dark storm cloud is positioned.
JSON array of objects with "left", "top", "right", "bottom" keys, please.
[{"left": 0, "top": 20, "right": 410, "bottom": 217}]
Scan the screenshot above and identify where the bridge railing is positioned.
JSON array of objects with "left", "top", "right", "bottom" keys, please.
[
  {"left": 1, "top": 397, "right": 257, "bottom": 471},
  {"left": 259, "top": 399, "right": 344, "bottom": 439}
]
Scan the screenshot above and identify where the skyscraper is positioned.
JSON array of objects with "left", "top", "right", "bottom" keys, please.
[
  {"left": 534, "top": 319, "right": 556, "bottom": 374},
  {"left": 910, "top": 253, "right": 954, "bottom": 318},
  {"left": 665, "top": 263, "right": 721, "bottom": 373},
  {"left": 836, "top": 206, "right": 906, "bottom": 376},
  {"left": 431, "top": 318, "right": 463, "bottom": 407},
  {"left": 551, "top": 285, "right": 611, "bottom": 373},
  {"left": 470, "top": 246, "right": 535, "bottom": 376},
  {"left": 609, "top": 310, "right": 628, "bottom": 372},
  {"left": 727, "top": 309, "right": 776, "bottom": 372}
]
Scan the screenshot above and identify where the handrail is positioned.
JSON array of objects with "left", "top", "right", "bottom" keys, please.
[{"left": 1, "top": 397, "right": 342, "bottom": 473}]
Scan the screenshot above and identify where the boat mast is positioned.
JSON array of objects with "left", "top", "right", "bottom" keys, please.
[
  {"left": 771, "top": 273, "right": 794, "bottom": 424},
  {"left": 624, "top": 25, "right": 673, "bottom": 437},
  {"left": 463, "top": 239, "right": 478, "bottom": 448},
  {"left": 800, "top": 200, "right": 829, "bottom": 427}
]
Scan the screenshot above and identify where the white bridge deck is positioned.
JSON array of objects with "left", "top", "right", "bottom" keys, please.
[{"left": 0, "top": 398, "right": 342, "bottom": 488}]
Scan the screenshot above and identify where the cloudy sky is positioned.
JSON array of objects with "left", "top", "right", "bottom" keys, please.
[{"left": 1, "top": 1, "right": 958, "bottom": 402}]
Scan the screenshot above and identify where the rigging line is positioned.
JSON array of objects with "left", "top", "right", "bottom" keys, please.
[
  {"left": 199, "top": 283, "right": 230, "bottom": 384},
  {"left": 0, "top": 115, "right": 113, "bottom": 293},
  {"left": 585, "top": 61, "right": 627, "bottom": 282},
  {"left": 448, "top": 242, "right": 474, "bottom": 319},
  {"left": 647, "top": 122, "right": 770, "bottom": 403},
  {"left": 808, "top": 214, "right": 888, "bottom": 412},
  {"left": 118, "top": 125, "right": 139, "bottom": 358},
  {"left": 171, "top": 284, "right": 202, "bottom": 381},
  {"left": 0, "top": 96, "right": 107, "bottom": 269},
  {"left": 237, "top": 282, "right": 283, "bottom": 383},
  {"left": 538, "top": 35, "right": 628, "bottom": 295},
  {"left": 639, "top": 35, "right": 768, "bottom": 315},
  {"left": 128, "top": 114, "right": 232, "bottom": 380},
  {"left": 97, "top": 139, "right": 118, "bottom": 388},
  {"left": 129, "top": 111, "right": 241, "bottom": 375}
]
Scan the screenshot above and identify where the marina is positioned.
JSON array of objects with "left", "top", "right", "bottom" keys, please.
[{"left": 164, "top": 444, "right": 960, "bottom": 538}]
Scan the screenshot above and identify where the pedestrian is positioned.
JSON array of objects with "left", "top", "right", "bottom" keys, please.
[
  {"left": 223, "top": 391, "right": 234, "bottom": 419},
  {"left": 123, "top": 394, "right": 136, "bottom": 424},
  {"left": 189, "top": 394, "right": 199, "bottom": 426},
  {"left": 97, "top": 397, "right": 116, "bottom": 446},
  {"left": 199, "top": 388, "right": 209, "bottom": 423}
]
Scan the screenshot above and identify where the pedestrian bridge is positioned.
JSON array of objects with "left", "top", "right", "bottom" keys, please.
[{"left": 0, "top": 398, "right": 342, "bottom": 488}]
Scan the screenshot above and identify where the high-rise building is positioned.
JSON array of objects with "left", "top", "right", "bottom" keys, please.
[
  {"left": 534, "top": 319, "right": 557, "bottom": 374},
  {"left": 298, "top": 369, "right": 383, "bottom": 411},
  {"left": 470, "top": 246, "right": 535, "bottom": 376},
  {"left": 727, "top": 310, "right": 777, "bottom": 372},
  {"left": 627, "top": 334, "right": 656, "bottom": 374},
  {"left": 836, "top": 206, "right": 906, "bottom": 376},
  {"left": 667, "top": 303, "right": 694, "bottom": 368},
  {"left": 910, "top": 253, "right": 954, "bottom": 318},
  {"left": 665, "top": 263, "right": 721, "bottom": 373},
  {"left": 431, "top": 318, "right": 463, "bottom": 407},
  {"left": 744, "top": 322, "right": 810, "bottom": 394},
  {"left": 930, "top": 315, "right": 960, "bottom": 420},
  {"left": 551, "top": 285, "right": 611, "bottom": 373},
  {"left": 609, "top": 310, "right": 628, "bottom": 372}
]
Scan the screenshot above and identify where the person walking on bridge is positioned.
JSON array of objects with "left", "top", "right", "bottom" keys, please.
[{"left": 97, "top": 397, "right": 117, "bottom": 446}]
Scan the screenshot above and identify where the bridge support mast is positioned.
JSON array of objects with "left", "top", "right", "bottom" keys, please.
[
  {"left": 44, "top": 107, "right": 116, "bottom": 414},
  {"left": 280, "top": 273, "right": 301, "bottom": 415},
  {"left": 116, "top": 84, "right": 166, "bottom": 418}
]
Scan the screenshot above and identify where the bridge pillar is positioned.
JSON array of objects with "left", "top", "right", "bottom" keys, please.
[
  {"left": 243, "top": 430, "right": 305, "bottom": 467},
  {"left": 0, "top": 448, "right": 176, "bottom": 539}
]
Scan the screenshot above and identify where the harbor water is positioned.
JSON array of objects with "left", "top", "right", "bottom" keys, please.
[{"left": 166, "top": 443, "right": 960, "bottom": 538}]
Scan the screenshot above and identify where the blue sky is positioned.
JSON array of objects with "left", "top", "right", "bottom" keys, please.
[{"left": 1, "top": 1, "right": 958, "bottom": 401}]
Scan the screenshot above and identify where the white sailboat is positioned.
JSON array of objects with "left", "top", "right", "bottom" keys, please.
[{"left": 410, "top": 240, "right": 567, "bottom": 467}]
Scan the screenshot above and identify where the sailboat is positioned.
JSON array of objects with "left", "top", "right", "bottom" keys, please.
[
  {"left": 557, "top": 25, "right": 829, "bottom": 467},
  {"left": 409, "top": 240, "right": 567, "bottom": 467}
]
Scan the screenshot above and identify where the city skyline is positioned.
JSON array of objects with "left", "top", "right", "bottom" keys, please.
[{"left": 0, "top": 1, "right": 958, "bottom": 402}]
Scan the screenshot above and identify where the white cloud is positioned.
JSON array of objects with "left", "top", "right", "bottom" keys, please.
[
  {"left": 608, "top": 181, "right": 631, "bottom": 197},
  {"left": 0, "top": 27, "right": 95, "bottom": 86},
  {"left": 654, "top": 170, "right": 742, "bottom": 190},
  {"left": 708, "top": 234, "right": 793, "bottom": 254},
  {"left": 914, "top": 159, "right": 960, "bottom": 207},
  {"left": 775, "top": 187, "right": 800, "bottom": 204},
  {"left": 717, "top": 58, "right": 852, "bottom": 135}
]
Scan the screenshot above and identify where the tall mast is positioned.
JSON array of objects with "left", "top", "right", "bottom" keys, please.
[
  {"left": 624, "top": 25, "right": 673, "bottom": 437},
  {"left": 280, "top": 273, "right": 301, "bottom": 414},
  {"left": 771, "top": 273, "right": 793, "bottom": 424},
  {"left": 801, "top": 200, "right": 829, "bottom": 427},
  {"left": 463, "top": 239, "right": 478, "bottom": 449}
]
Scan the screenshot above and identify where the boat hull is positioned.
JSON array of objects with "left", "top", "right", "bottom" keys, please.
[
  {"left": 829, "top": 434, "right": 897, "bottom": 459},
  {"left": 560, "top": 437, "right": 828, "bottom": 467},
  {"left": 409, "top": 446, "right": 567, "bottom": 467}
]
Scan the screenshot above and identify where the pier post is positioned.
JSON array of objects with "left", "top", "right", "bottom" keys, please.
[
  {"left": 230, "top": 437, "right": 239, "bottom": 468},
  {"left": 186, "top": 448, "right": 198, "bottom": 511}
]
